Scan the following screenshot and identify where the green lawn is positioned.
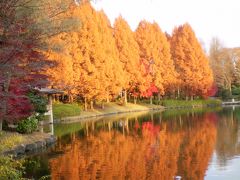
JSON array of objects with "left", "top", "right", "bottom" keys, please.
[
  {"left": 52, "top": 99, "right": 222, "bottom": 121},
  {"left": 53, "top": 103, "right": 81, "bottom": 119},
  {"left": 78, "top": 102, "right": 163, "bottom": 118},
  {"left": 52, "top": 102, "right": 163, "bottom": 121},
  {"left": 160, "top": 99, "right": 222, "bottom": 108}
]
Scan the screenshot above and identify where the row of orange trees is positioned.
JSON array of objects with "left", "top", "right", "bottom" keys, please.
[{"left": 46, "top": 1, "right": 214, "bottom": 108}]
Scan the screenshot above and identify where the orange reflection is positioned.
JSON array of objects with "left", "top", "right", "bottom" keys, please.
[{"left": 49, "top": 113, "right": 216, "bottom": 180}]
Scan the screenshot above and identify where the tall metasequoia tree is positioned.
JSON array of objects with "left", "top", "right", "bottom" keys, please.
[
  {"left": 45, "top": 34, "right": 75, "bottom": 100},
  {"left": 135, "top": 21, "right": 177, "bottom": 103},
  {"left": 68, "top": 2, "right": 124, "bottom": 109},
  {"left": 135, "top": 21, "right": 163, "bottom": 103},
  {"left": 69, "top": 2, "right": 101, "bottom": 109},
  {"left": 113, "top": 16, "right": 143, "bottom": 104},
  {"left": 151, "top": 23, "right": 178, "bottom": 98},
  {"left": 170, "top": 24, "right": 213, "bottom": 99},
  {"left": 96, "top": 11, "right": 124, "bottom": 104},
  {"left": 0, "top": 0, "right": 77, "bottom": 125}
]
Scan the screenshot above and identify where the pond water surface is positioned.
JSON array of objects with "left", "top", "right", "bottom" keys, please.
[{"left": 24, "top": 106, "right": 240, "bottom": 180}]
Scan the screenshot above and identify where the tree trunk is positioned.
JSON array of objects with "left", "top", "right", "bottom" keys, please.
[
  {"left": 191, "top": 95, "right": 193, "bottom": 101},
  {"left": 101, "top": 101, "right": 105, "bottom": 109},
  {"left": 90, "top": 100, "right": 94, "bottom": 110},
  {"left": 158, "top": 93, "right": 161, "bottom": 101},
  {"left": 106, "top": 92, "right": 110, "bottom": 103},
  {"left": 124, "top": 90, "right": 127, "bottom": 105},
  {"left": 133, "top": 96, "right": 137, "bottom": 104},
  {"left": 150, "top": 96, "right": 153, "bottom": 105},
  {"left": 1, "top": 72, "right": 11, "bottom": 128},
  {"left": 84, "top": 97, "right": 87, "bottom": 111},
  {"left": 177, "top": 87, "right": 180, "bottom": 99},
  {"left": 69, "top": 95, "right": 73, "bottom": 103},
  {"left": 229, "top": 84, "right": 232, "bottom": 96},
  {"left": 120, "top": 89, "right": 123, "bottom": 98}
]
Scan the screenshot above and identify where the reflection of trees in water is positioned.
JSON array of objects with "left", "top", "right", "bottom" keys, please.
[
  {"left": 215, "top": 107, "right": 240, "bottom": 167},
  {"left": 177, "top": 113, "right": 217, "bottom": 180},
  {"left": 49, "top": 112, "right": 217, "bottom": 180}
]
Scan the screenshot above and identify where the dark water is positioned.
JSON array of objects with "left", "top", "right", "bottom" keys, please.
[{"left": 24, "top": 106, "right": 240, "bottom": 180}]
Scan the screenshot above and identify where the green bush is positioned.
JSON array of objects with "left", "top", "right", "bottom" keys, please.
[
  {"left": 218, "top": 88, "right": 232, "bottom": 100},
  {"left": 28, "top": 92, "right": 48, "bottom": 121},
  {"left": 0, "top": 156, "right": 24, "bottom": 179},
  {"left": 16, "top": 116, "right": 38, "bottom": 134},
  {"left": 232, "top": 86, "right": 240, "bottom": 96}
]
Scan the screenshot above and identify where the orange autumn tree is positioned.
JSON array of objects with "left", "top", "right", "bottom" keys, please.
[
  {"left": 135, "top": 21, "right": 163, "bottom": 103},
  {"left": 170, "top": 23, "right": 213, "bottom": 99},
  {"left": 67, "top": 2, "right": 123, "bottom": 109},
  {"left": 135, "top": 21, "right": 177, "bottom": 103},
  {"left": 151, "top": 23, "right": 178, "bottom": 97},
  {"left": 44, "top": 33, "right": 75, "bottom": 101},
  {"left": 113, "top": 16, "right": 143, "bottom": 104},
  {"left": 96, "top": 11, "right": 124, "bottom": 105},
  {"left": 42, "top": 2, "right": 81, "bottom": 102},
  {"left": 66, "top": 2, "right": 103, "bottom": 109}
]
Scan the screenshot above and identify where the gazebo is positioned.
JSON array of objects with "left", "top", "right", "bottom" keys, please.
[{"left": 36, "top": 88, "right": 64, "bottom": 124}]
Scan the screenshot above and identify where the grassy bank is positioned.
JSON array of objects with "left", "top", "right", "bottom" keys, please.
[
  {"left": 0, "top": 131, "right": 53, "bottom": 179},
  {"left": 52, "top": 99, "right": 222, "bottom": 121},
  {"left": 0, "top": 132, "right": 25, "bottom": 179},
  {"left": 53, "top": 102, "right": 163, "bottom": 121},
  {"left": 159, "top": 99, "right": 222, "bottom": 108},
  {"left": 0, "top": 131, "right": 24, "bottom": 153},
  {"left": 53, "top": 103, "right": 81, "bottom": 119}
]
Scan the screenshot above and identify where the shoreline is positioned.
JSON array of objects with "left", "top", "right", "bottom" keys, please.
[
  {"left": 2, "top": 101, "right": 222, "bottom": 156},
  {"left": 1, "top": 132, "right": 56, "bottom": 157},
  {"left": 54, "top": 103, "right": 221, "bottom": 124},
  {"left": 54, "top": 106, "right": 164, "bottom": 123}
]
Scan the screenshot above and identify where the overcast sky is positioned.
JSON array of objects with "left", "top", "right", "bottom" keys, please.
[{"left": 92, "top": 0, "right": 240, "bottom": 50}]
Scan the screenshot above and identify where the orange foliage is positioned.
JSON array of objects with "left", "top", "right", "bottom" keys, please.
[
  {"left": 49, "top": 113, "right": 216, "bottom": 180},
  {"left": 170, "top": 24, "right": 214, "bottom": 98},
  {"left": 63, "top": 2, "right": 123, "bottom": 103},
  {"left": 135, "top": 21, "right": 177, "bottom": 96},
  {"left": 44, "top": 34, "right": 74, "bottom": 94},
  {"left": 177, "top": 114, "right": 217, "bottom": 179},
  {"left": 114, "top": 16, "right": 144, "bottom": 97},
  {"left": 45, "top": 3, "right": 214, "bottom": 103}
]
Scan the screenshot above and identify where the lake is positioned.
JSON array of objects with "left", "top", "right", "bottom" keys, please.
[{"left": 24, "top": 106, "right": 240, "bottom": 180}]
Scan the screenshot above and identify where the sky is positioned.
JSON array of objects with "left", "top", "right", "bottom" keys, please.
[{"left": 92, "top": 0, "right": 240, "bottom": 50}]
